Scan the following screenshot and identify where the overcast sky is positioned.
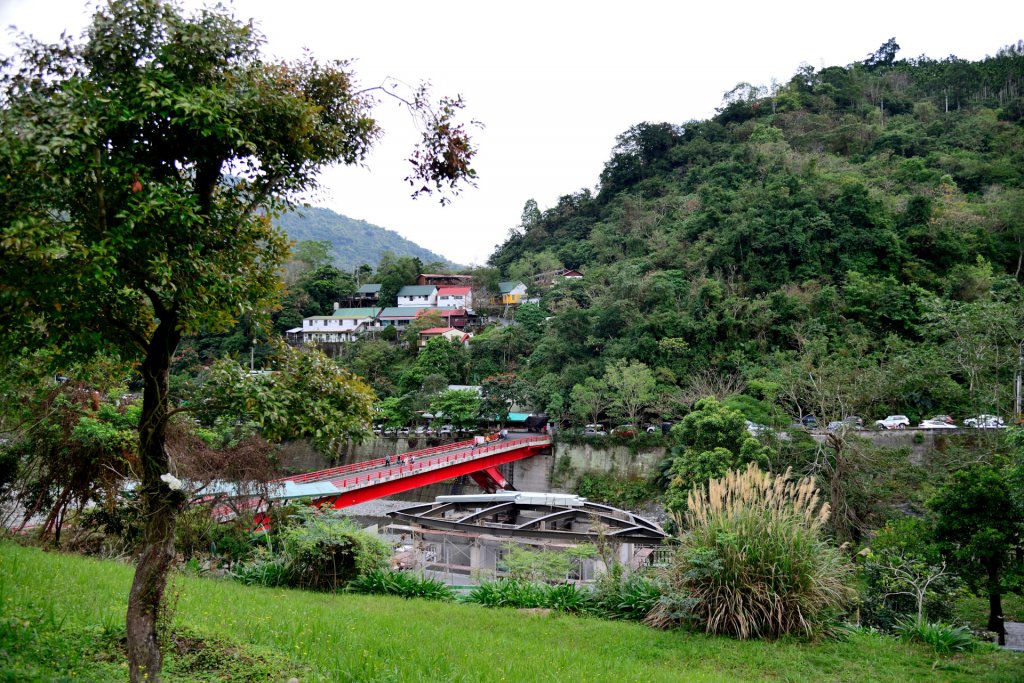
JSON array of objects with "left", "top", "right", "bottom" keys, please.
[{"left": 2, "top": 1, "right": 1022, "bottom": 265}]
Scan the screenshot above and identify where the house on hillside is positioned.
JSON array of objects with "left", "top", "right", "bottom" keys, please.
[
  {"left": 436, "top": 286, "right": 472, "bottom": 310},
  {"left": 496, "top": 281, "right": 527, "bottom": 305},
  {"left": 397, "top": 285, "right": 437, "bottom": 308},
  {"left": 421, "top": 307, "right": 471, "bottom": 328},
  {"left": 346, "top": 283, "right": 382, "bottom": 307},
  {"left": 534, "top": 268, "right": 583, "bottom": 285},
  {"left": 417, "top": 273, "right": 474, "bottom": 287},
  {"left": 418, "top": 327, "right": 473, "bottom": 349},
  {"left": 301, "top": 307, "right": 380, "bottom": 343},
  {"left": 378, "top": 307, "right": 423, "bottom": 328}
]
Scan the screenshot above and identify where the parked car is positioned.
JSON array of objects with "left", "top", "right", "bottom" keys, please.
[
  {"left": 584, "top": 423, "right": 606, "bottom": 436},
  {"left": 928, "top": 414, "right": 956, "bottom": 425},
  {"left": 746, "top": 420, "right": 770, "bottom": 436},
  {"left": 843, "top": 416, "right": 864, "bottom": 429},
  {"left": 918, "top": 418, "right": 957, "bottom": 429},
  {"left": 963, "top": 414, "right": 1005, "bottom": 429},
  {"left": 875, "top": 415, "right": 910, "bottom": 430},
  {"left": 611, "top": 424, "right": 637, "bottom": 437},
  {"left": 800, "top": 415, "right": 818, "bottom": 429},
  {"left": 826, "top": 421, "right": 846, "bottom": 433}
]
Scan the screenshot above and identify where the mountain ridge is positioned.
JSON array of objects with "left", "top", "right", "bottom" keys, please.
[{"left": 276, "top": 206, "right": 456, "bottom": 271}]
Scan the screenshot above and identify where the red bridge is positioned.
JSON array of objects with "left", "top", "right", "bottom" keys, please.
[{"left": 267, "top": 434, "right": 552, "bottom": 509}]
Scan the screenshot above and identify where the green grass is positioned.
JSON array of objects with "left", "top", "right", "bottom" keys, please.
[{"left": 2, "top": 542, "right": 1021, "bottom": 682}]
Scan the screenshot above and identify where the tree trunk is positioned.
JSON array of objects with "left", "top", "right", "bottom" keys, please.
[
  {"left": 126, "top": 317, "right": 183, "bottom": 683},
  {"left": 986, "top": 562, "right": 1005, "bottom": 646}
]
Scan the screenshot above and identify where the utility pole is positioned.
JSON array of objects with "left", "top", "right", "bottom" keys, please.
[{"left": 250, "top": 339, "right": 256, "bottom": 373}]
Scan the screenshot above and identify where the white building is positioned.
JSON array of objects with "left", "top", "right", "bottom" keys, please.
[
  {"left": 301, "top": 307, "right": 380, "bottom": 343},
  {"left": 436, "top": 286, "right": 473, "bottom": 310},
  {"left": 396, "top": 285, "right": 437, "bottom": 308}
]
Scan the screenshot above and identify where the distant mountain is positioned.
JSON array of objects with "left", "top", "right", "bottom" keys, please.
[{"left": 275, "top": 206, "right": 456, "bottom": 271}]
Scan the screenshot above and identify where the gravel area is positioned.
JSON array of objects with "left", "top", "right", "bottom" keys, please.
[{"left": 333, "top": 498, "right": 415, "bottom": 519}]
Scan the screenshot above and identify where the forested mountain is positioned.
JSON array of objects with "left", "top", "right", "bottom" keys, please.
[
  {"left": 276, "top": 206, "right": 455, "bottom": 271},
  {"left": 484, "top": 39, "right": 1024, "bottom": 425}
]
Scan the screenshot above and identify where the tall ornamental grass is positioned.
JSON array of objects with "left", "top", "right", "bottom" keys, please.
[{"left": 649, "top": 464, "right": 854, "bottom": 638}]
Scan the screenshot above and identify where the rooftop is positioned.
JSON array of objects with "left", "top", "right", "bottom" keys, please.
[
  {"left": 332, "top": 307, "right": 380, "bottom": 318},
  {"left": 390, "top": 493, "right": 667, "bottom": 544},
  {"left": 355, "top": 283, "right": 382, "bottom": 294},
  {"left": 498, "top": 281, "right": 525, "bottom": 294},
  {"left": 379, "top": 307, "right": 425, "bottom": 318},
  {"left": 437, "top": 286, "right": 471, "bottom": 296},
  {"left": 397, "top": 285, "right": 438, "bottom": 296}
]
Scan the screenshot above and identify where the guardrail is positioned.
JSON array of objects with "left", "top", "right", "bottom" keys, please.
[
  {"left": 325, "top": 436, "right": 550, "bottom": 491},
  {"left": 280, "top": 439, "right": 476, "bottom": 484}
]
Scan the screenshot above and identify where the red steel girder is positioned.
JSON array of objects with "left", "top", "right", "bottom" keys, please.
[
  {"left": 314, "top": 442, "right": 547, "bottom": 509},
  {"left": 469, "top": 466, "right": 512, "bottom": 493}
]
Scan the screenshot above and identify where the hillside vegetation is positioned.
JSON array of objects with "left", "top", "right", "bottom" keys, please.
[
  {"left": 276, "top": 206, "right": 455, "bottom": 272},
  {"left": 487, "top": 39, "right": 1024, "bottom": 426}
]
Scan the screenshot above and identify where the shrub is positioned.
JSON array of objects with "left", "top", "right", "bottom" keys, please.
[
  {"left": 462, "top": 579, "right": 547, "bottom": 609},
  {"left": 893, "top": 616, "right": 977, "bottom": 654},
  {"left": 589, "top": 571, "right": 663, "bottom": 621},
  {"left": 857, "top": 518, "right": 964, "bottom": 631},
  {"left": 575, "top": 473, "right": 656, "bottom": 509},
  {"left": 541, "top": 583, "right": 592, "bottom": 613},
  {"left": 231, "top": 508, "right": 389, "bottom": 592},
  {"left": 461, "top": 579, "right": 593, "bottom": 612},
  {"left": 500, "top": 544, "right": 573, "bottom": 583},
  {"left": 650, "top": 464, "right": 855, "bottom": 638},
  {"left": 348, "top": 569, "right": 455, "bottom": 601}
]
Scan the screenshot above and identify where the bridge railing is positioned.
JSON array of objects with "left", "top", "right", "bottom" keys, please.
[
  {"left": 326, "top": 436, "right": 550, "bottom": 490},
  {"left": 281, "top": 439, "right": 476, "bottom": 484}
]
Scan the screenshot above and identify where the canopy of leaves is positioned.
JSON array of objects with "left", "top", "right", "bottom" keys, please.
[{"left": 201, "top": 342, "right": 375, "bottom": 454}]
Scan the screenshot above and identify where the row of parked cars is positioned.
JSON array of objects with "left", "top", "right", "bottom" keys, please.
[
  {"left": 373, "top": 424, "right": 471, "bottom": 437},
  {"left": 583, "top": 423, "right": 666, "bottom": 436},
  {"left": 808, "top": 414, "right": 1007, "bottom": 431},
  {"left": 873, "top": 414, "right": 1006, "bottom": 430}
]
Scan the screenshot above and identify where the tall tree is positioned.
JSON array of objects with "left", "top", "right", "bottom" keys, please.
[
  {"left": 603, "top": 358, "right": 656, "bottom": 427},
  {"left": 0, "top": 2, "right": 476, "bottom": 679},
  {"left": 928, "top": 465, "right": 1023, "bottom": 644}
]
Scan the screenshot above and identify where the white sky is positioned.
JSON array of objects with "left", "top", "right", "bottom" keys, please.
[{"left": 2, "top": 1, "right": 1022, "bottom": 265}]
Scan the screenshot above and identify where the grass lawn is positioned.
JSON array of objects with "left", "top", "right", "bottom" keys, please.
[{"left": 1, "top": 542, "right": 1021, "bottom": 682}]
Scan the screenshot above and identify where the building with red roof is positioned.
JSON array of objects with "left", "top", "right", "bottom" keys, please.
[{"left": 436, "top": 286, "right": 473, "bottom": 310}]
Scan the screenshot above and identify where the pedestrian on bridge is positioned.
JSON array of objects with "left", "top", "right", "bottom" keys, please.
[{"left": 384, "top": 455, "right": 391, "bottom": 467}]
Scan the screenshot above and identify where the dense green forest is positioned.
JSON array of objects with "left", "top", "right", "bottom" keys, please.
[
  {"left": 477, "top": 39, "right": 1024, "bottom": 426},
  {"left": 276, "top": 206, "right": 455, "bottom": 272}
]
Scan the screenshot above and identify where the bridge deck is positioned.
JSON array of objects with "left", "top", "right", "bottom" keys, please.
[{"left": 209, "top": 435, "right": 551, "bottom": 516}]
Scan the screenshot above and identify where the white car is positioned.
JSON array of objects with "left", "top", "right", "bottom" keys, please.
[
  {"left": 584, "top": 423, "right": 606, "bottom": 436},
  {"left": 918, "top": 418, "right": 957, "bottom": 429},
  {"left": 875, "top": 415, "right": 910, "bottom": 430},
  {"left": 963, "top": 414, "right": 1005, "bottom": 429},
  {"left": 746, "top": 420, "right": 769, "bottom": 436}
]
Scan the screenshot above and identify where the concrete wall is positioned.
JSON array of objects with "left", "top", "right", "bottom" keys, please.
[{"left": 545, "top": 442, "right": 666, "bottom": 492}]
